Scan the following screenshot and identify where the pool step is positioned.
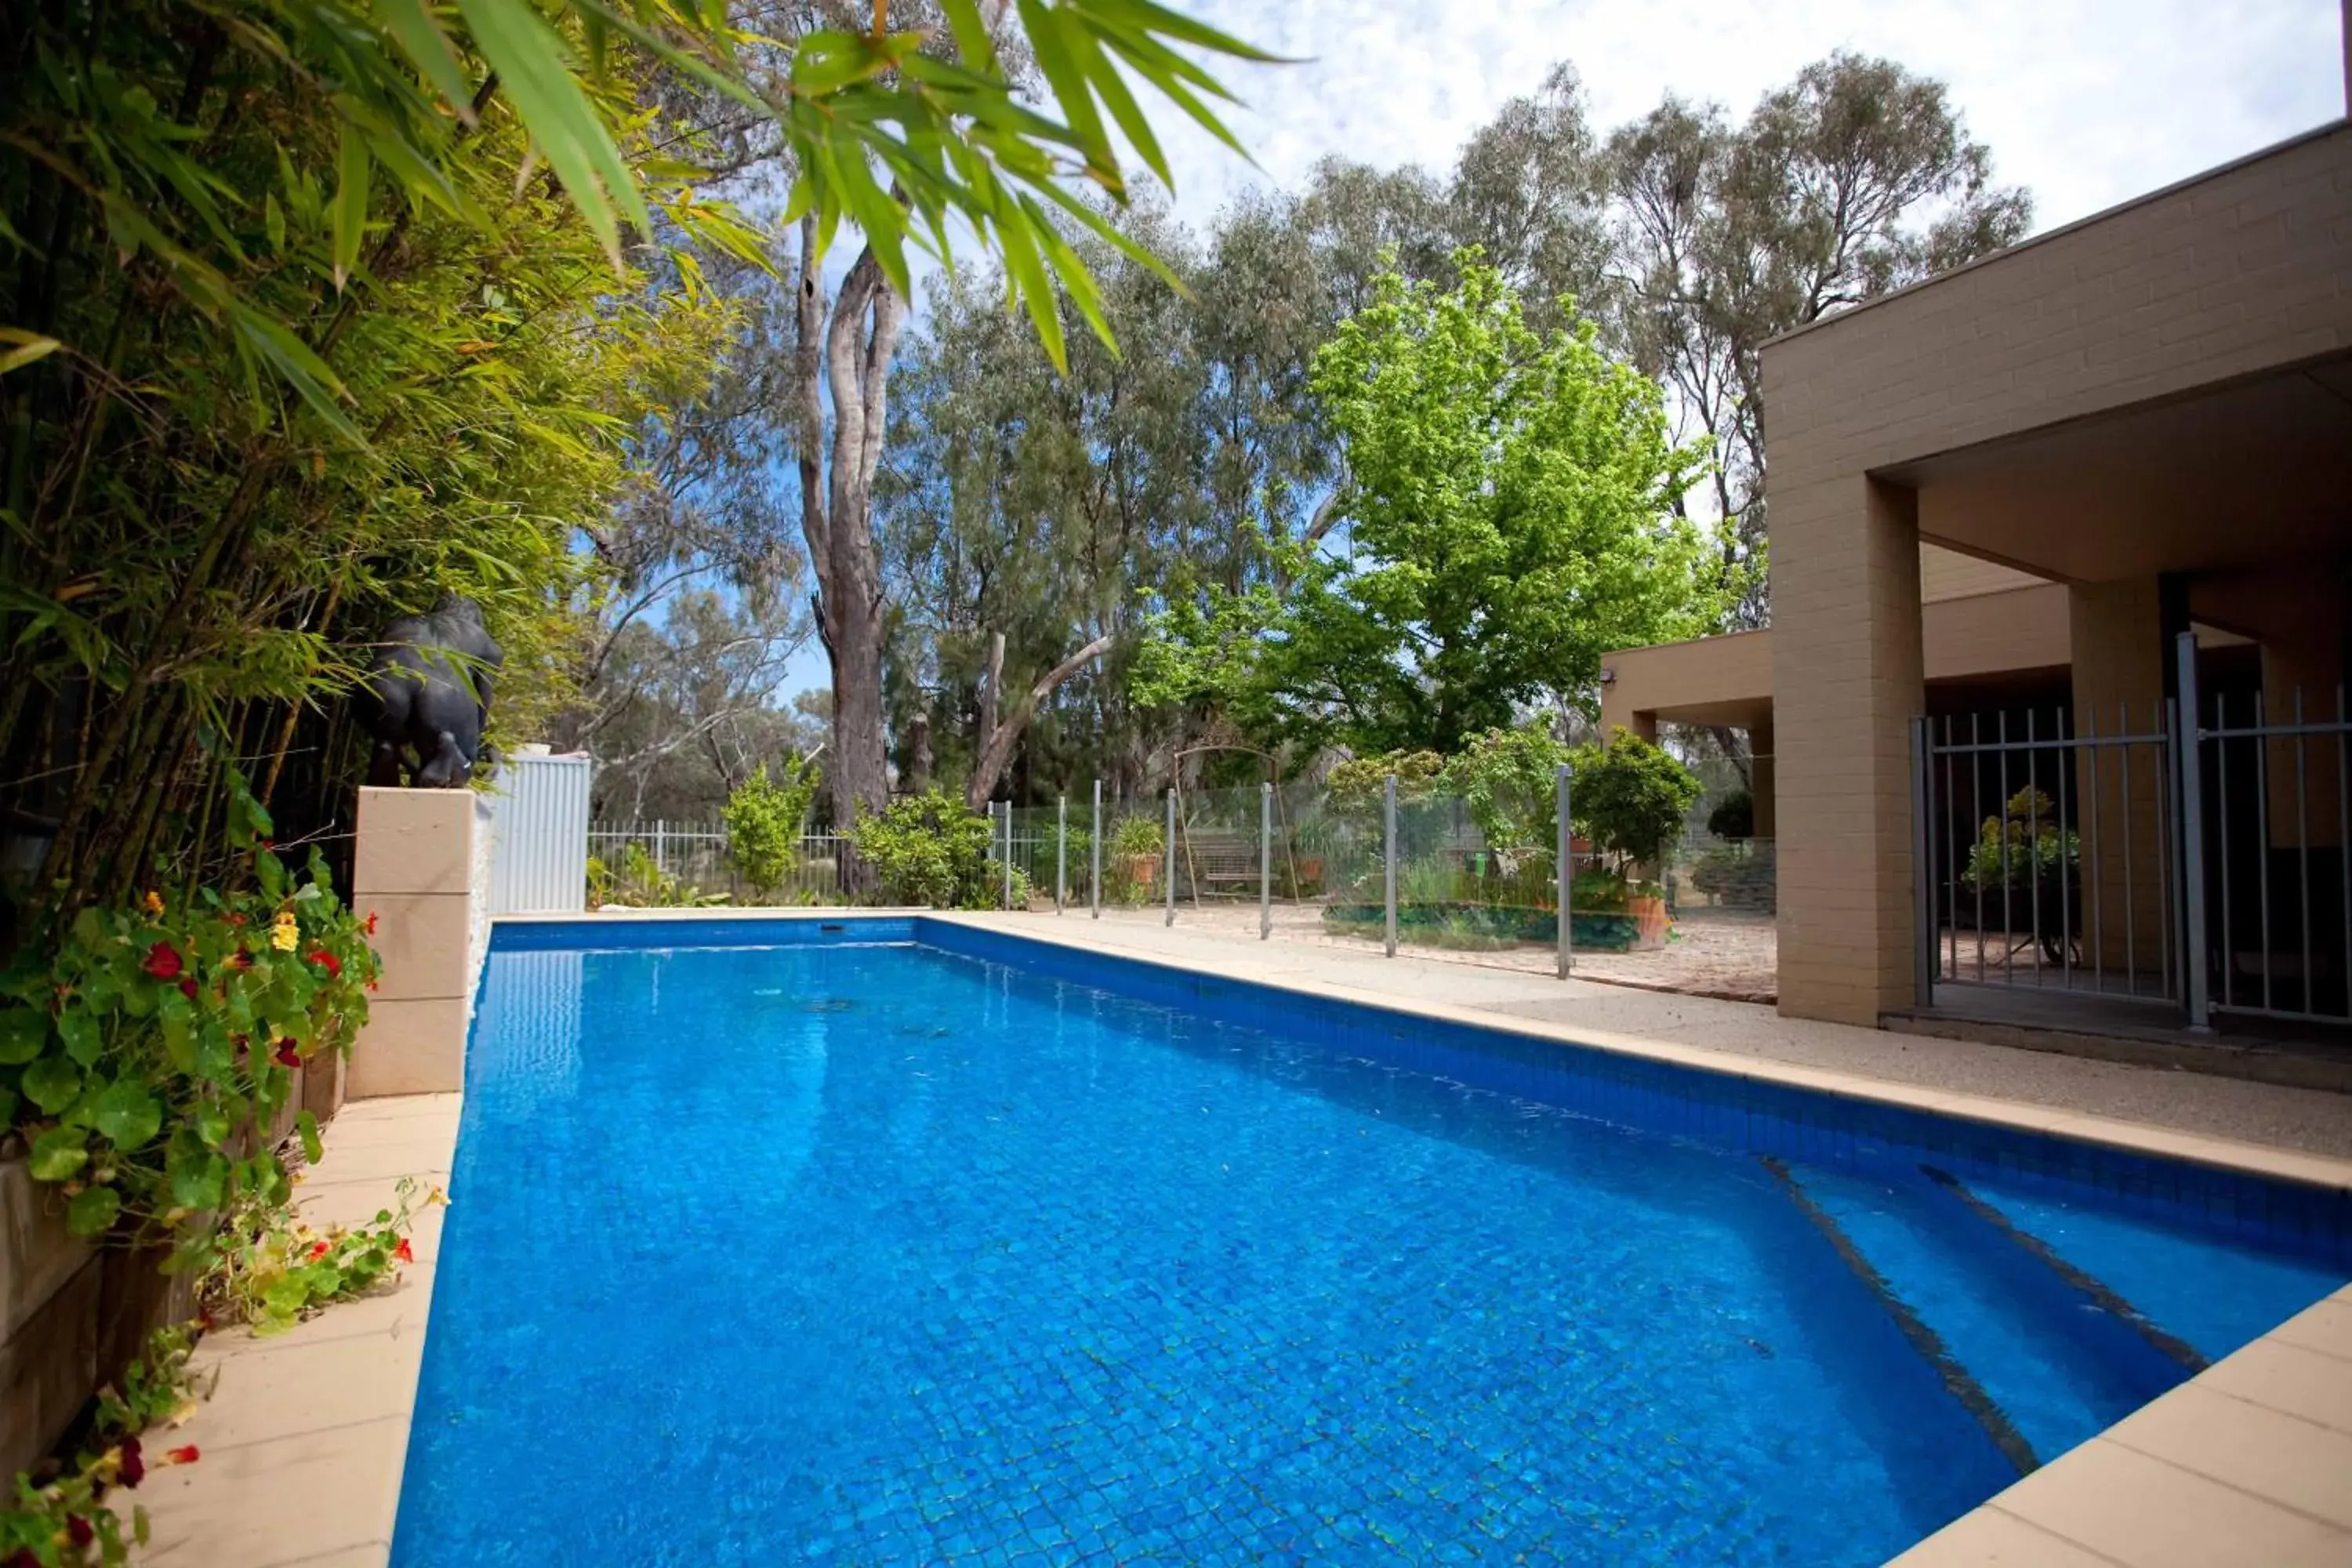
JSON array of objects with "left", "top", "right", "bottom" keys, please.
[{"left": 1766, "top": 1157, "right": 2203, "bottom": 1472}]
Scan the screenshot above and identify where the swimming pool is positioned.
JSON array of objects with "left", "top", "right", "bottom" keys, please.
[{"left": 391, "top": 918, "right": 2352, "bottom": 1566}]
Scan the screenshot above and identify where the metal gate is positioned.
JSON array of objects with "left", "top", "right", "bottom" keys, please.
[
  {"left": 2174, "top": 633, "right": 2352, "bottom": 1029},
  {"left": 1913, "top": 699, "right": 2179, "bottom": 1011},
  {"left": 1914, "top": 630, "right": 2352, "bottom": 1031}
]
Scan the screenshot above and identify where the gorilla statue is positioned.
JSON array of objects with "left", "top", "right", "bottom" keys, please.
[{"left": 356, "top": 597, "right": 505, "bottom": 788}]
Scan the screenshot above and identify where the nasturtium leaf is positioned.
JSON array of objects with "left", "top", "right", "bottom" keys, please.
[
  {"left": 0, "top": 1007, "right": 46, "bottom": 1065},
  {"left": 93, "top": 1078, "right": 163, "bottom": 1149},
  {"left": 22, "top": 1053, "right": 82, "bottom": 1115},
  {"left": 167, "top": 1144, "right": 228, "bottom": 1212},
  {"left": 54, "top": 1001, "right": 100, "bottom": 1066},
  {"left": 66, "top": 1185, "right": 121, "bottom": 1237},
  {"left": 29, "top": 1125, "right": 89, "bottom": 1181},
  {"left": 296, "top": 1109, "right": 323, "bottom": 1165}
]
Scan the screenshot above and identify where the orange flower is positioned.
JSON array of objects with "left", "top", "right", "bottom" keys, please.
[
  {"left": 364, "top": 910, "right": 379, "bottom": 936},
  {"left": 394, "top": 1236, "right": 414, "bottom": 1264},
  {"left": 163, "top": 1445, "right": 200, "bottom": 1466},
  {"left": 307, "top": 1240, "right": 330, "bottom": 1261},
  {"left": 143, "top": 890, "right": 165, "bottom": 916}
]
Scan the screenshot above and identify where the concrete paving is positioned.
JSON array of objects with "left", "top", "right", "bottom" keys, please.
[{"left": 1000, "top": 910, "right": 2352, "bottom": 1159}]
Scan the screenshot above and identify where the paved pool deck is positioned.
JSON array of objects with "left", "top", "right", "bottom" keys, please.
[{"left": 127, "top": 911, "right": 2352, "bottom": 1566}]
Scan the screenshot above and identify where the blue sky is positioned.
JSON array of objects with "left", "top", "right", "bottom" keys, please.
[{"left": 773, "top": 0, "right": 2347, "bottom": 699}]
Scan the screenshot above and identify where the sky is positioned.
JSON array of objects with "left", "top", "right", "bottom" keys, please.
[{"left": 773, "top": 0, "right": 2347, "bottom": 699}]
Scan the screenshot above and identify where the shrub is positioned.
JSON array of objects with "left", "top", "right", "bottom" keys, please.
[
  {"left": 586, "top": 845, "right": 729, "bottom": 909},
  {"left": 1571, "top": 729, "right": 1702, "bottom": 873},
  {"left": 1442, "top": 724, "right": 1573, "bottom": 873},
  {"left": 1707, "top": 789, "right": 1755, "bottom": 840},
  {"left": 1327, "top": 751, "right": 1445, "bottom": 823},
  {"left": 847, "top": 790, "right": 996, "bottom": 909},
  {"left": 723, "top": 756, "right": 822, "bottom": 901}
]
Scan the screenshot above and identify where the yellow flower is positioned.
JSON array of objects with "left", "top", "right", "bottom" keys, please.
[
  {"left": 143, "top": 890, "right": 165, "bottom": 916},
  {"left": 270, "top": 911, "right": 299, "bottom": 952}
]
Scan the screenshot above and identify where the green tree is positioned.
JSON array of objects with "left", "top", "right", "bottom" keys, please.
[
  {"left": 1146, "top": 252, "right": 1727, "bottom": 757},
  {"left": 1607, "top": 53, "right": 2031, "bottom": 622}
]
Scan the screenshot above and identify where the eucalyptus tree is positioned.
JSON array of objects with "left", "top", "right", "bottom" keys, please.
[{"left": 1605, "top": 53, "right": 2032, "bottom": 621}]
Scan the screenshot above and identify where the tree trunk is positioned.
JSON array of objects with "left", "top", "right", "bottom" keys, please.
[
  {"left": 793, "top": 223, "right": 902, "bottom": 881},
  {"left": 966, "top": 631, "right": 1114, "bottom": 810}
]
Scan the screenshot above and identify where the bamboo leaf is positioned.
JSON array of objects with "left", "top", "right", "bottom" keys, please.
[
  {"left": 373, "top": 0, "right": 477, "bottom": 118},
  {"left": 454, "top": 0, "right": 650, "bottom": 268},
  {"left": 0, "top": 332, "right": 61, "bottom": 376},
  {"left": 332, "top": 118, "right": 370, "bottom": 290}
]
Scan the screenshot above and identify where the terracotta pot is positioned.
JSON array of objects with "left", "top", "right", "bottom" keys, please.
[
  {"left": 1628, "top": 894, "right": 1671, "bottom": 951},
  {"left": 1125, "top": 854, "right": 1160, "bottom": 888}
]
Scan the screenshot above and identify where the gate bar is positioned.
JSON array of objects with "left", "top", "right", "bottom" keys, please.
[
  {"left": 1913, "top": 718, "right": 1934, "bottom": 1007},
  {"left": 2174, "top": 631, "right": 2212, "bottom": 1031}
]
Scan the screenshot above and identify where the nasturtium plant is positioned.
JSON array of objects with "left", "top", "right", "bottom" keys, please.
[{"left": 0, "top": 833, "right": 381, "bottom": 1259}]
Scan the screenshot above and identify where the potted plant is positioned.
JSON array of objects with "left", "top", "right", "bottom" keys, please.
[
  {"left": 1570, "top": 729, "right": 1702, "bottom": 951},
  {"left": 1109, "top": 815, "right": 1164, "bottom": 895}
]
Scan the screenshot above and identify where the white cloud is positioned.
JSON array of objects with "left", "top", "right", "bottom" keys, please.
[{"left": 1149, "top": 0, "right": 2346, "bottom": 237}]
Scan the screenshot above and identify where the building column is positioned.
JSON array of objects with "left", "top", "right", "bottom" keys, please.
[
  {"left": 1770, "top": 476, "right": 1925, "bottom": 1025},
  {"left": 2068, "top": 579, "right": 2169, "bottom": 982},
  {"left": 1750, "top": 717, "right": 1777, "bottom": 840},
  {"left": 349, "top": 787, "right": 483, "bottom": 1097}
]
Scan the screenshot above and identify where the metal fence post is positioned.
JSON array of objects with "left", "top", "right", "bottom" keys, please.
[
  {"left": 1091, "top": 779, "right": 1102, "bottom": 920},
  {"left": 1260, "top": 781, "right": 1272, "bottom": 940},
  {"left": 1911, "top": 717, "right": 1934, "bottom": 1009},
  {"left": 2175, "top": 631, "right": 2212, "bottom": 1032},
  {"left": 1556, "top": 764, "right": 1572, "bottom": 979},
  {"left": 1384, "top": 773, "right": 1398, "bottom": 958},
  {"left": 653, "top": 818, "right": 666, "bottom": 875},
  {"left": 1163, "top": 787, "right": 1176, "bottom": 927},
  {"left": 1001, "top": 801, "right": 1014, "bottom": 911},
  {"left": 1056, "top": 795, "right": 1067, "bottom": 914}
]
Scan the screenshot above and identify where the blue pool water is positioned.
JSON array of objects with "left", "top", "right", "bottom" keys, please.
[{"left": 392, "top": 924, "right": 2351, "bottom": 1566}]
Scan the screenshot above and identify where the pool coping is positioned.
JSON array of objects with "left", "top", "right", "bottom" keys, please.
[{"left": 165, "top": 908, "right": 2339, "bottom": 1568}]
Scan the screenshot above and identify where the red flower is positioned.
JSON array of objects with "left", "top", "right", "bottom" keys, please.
[
  {"left": 274, "top": 1040, "right": 300, "bottom": 1068},
  {"left": 364, "top": 910, "right": 379, "bottom": 936},
  {"left": 67, "top": 1515, "right": 93, "bottom": 1547},
  {"left": 11, "top": 1549, "right": 37, "bottom": 1567},
  {"left": 178, "top": 977, "right": 198, "bottom": 999},
  {"left": 394, "top": 1236, "right": 414, "bottom": 1264},
  {"left": 119, "top": 1435, "right": 144, "bottom": 1486},
  {"left": 141, "top": 942, "right": 183, "bottom": 980},
  {"left": 227, "top": 913, "right": 247, "bottom": 927},
  {"left": 163, "top": 1445, "right": 199, "bottom": 1466},
  {"left": 307, "top": 949, "right": 341, "bottom": 979},
  {"left": 308, "top": 1240, "right": 330, "bottom": 1261},
  {"left": 227, "top": 949, "right": 252, "bottom": 970}
]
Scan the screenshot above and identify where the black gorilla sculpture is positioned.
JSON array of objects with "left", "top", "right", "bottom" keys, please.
[{"left": 356, "top": 597, "right": 504, "bottom": 788}]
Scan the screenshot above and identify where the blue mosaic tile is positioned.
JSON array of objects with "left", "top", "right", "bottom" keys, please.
[{"left": 398, "top": 924, "right": 2352, "bottom": 1566}]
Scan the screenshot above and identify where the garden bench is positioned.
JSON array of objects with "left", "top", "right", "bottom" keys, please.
[{"left": 1180, "top": 831, "right": 1261, "bottom": 891}]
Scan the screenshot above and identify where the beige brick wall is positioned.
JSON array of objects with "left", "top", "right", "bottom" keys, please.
[
  {"left": 2069, "top": 580, "right": 2172, "bottom": 976},
  {"left": 1770, "top": 477, "right": 1926, "bottom": 1025},
  {"left": 349, "top": 788, "right": 481, "bottom": 1097},
  {"left": 1760, "top": 125, "right": 2352, "bottom": 1025},
  {"left": 1767, "top": 123, "right": 2352, "bottom": 492}
]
